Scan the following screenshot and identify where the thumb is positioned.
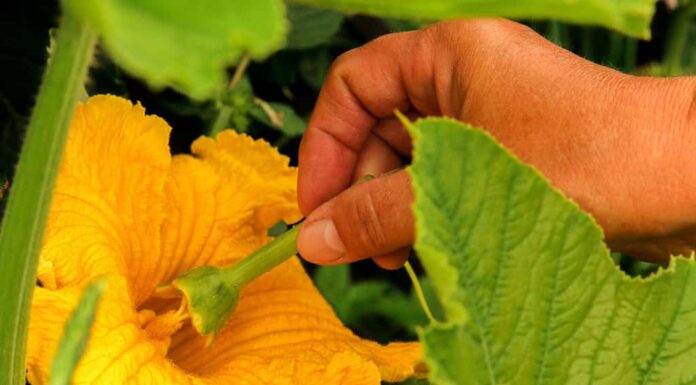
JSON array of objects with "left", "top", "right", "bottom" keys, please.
[{"left": 297, "top": 169, "right": 414, "bottom": 267}]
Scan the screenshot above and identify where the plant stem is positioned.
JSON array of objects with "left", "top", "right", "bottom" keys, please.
[
  {"left": 209, "top": 106, "right": 233, "bottom": 136},
  {"left": 208, "top": 55, "right": 250, "bottom": 136},
  {"left": 664, "top": 2, "right": 696, "bottom": 76},
  {"left": 0, "top": 9, "right": 96, "bottom": 385},
  {"left": 224, "top": 223, "right": 302, "bottom": 287},
  {"left": 404, "top": 261, "right": 435, "bottom": 323}
]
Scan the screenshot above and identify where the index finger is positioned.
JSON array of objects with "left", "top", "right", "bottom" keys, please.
[{"left": 298, "top": 28, "right": 440, "bottom": 215}]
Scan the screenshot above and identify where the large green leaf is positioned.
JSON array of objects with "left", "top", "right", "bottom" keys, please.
[
  {"left": 286, "top": 4, "right": 345, "bottom": 49},
  {"left": 64, "top": 0, "right": 287, "bottom": 99},
  {"left": 292, "top": 0, "right": 655, "bottom": 38},
  {"left": 407, "top": 118, "right": 696, "bottom": 385}
]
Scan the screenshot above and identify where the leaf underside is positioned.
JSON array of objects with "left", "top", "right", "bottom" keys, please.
[
  {"left": 64, "top": 0, "right": 288, "bottom": 99},
  {"left": 408, "top": 118, "right": 696, "bottom": 385},
  {"left": 292, "top": 0, "right": 654, "bottom": 38}
]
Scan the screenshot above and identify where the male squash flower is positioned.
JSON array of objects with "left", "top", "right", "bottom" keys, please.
[{"left": 27, "top": 95, "right": 423, "bottom": 384}]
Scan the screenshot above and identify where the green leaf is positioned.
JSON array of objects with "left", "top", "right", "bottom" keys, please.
[
  {"left": 0, "top": 9, "right": 95, "bottom": 385},
  {"left": 212, "top": 75, "right": 255, "bottom": 135},
  {"left": 407, "top": 117, "right": 696, "bottom": 385},
  {"left": 292, "top": 0, "right": 655, "bottom": 38},
  {"left": 396, "top": 378, "right": 432, "bottom": 385},
  {"left": 384, "top": 18, "right": 432, "bottom": 32},
  {"left": 314, "top": 265, "right": 429, "bottom": 331},
  {"left": 64, "top": 0, "right": 288, "bottom": 99},
  {"left": 49, "top": 278, "right": 106, "bottom": 385},
  {"left": 286, "top": 4, "right": 345, "bottom": 49},
  {"left": 250, "top": 101, "right": 307, "bottom": 136},
  {"left": 314, "top": 264, "right": 351, "bottom": 308},
  {"left": 299, "top": 48, "right": 331, "bottom": 90}
]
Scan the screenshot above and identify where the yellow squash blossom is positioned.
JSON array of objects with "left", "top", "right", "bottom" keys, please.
[{"left": 27, "top": 95, "right": 423, "bottom": 385}]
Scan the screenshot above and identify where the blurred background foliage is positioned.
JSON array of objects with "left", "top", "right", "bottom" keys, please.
[{"left": 1, "top": 1, "right": 694, "bottom": 382}]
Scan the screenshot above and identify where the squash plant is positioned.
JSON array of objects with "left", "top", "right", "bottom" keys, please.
[{"left": 3, "top": 0, "right": 695, "bottom": 384}]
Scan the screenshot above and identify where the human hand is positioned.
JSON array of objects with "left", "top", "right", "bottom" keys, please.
[{"left": 297, "top": 19, "right": 696, "bottom": 267}]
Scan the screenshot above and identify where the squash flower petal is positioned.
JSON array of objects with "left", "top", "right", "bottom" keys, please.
[{"left": 27, "top": 95, "right": 424, "bottom": 385}]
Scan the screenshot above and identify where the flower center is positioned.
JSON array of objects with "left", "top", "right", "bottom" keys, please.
[{"left": 136, "top": 306, "right": 187, "bottom": 357}]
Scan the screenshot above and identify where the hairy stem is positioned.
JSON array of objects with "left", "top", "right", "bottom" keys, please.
[
  {"left": 0, "top": 9, "right": 96, "bottom": 385},
  {"left": 224, "top": 223, "right": 302, "bottom": 287}
]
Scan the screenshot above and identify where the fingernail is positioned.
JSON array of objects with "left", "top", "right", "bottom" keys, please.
[{"left": 298, "top": 219, "right": 345, "bottom": 263}]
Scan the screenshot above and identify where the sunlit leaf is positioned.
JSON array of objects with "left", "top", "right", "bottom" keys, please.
[
  {"left": 292, "top": 0, "right": 655, "bottom": 38},
  {"left": 64, "top": 0, "right": 288, "bottom": 99},
  {"left": 408, "top": 117, "right": 696, "bottom": 385}
]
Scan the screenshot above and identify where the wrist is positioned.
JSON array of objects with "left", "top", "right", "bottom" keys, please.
[{"left": 606, "top": 76, "right": 696, "bottom": 244}]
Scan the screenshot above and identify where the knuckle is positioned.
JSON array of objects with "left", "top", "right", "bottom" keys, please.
[{"left": 328, "top": 48, "right": 360, "bottom": 78}]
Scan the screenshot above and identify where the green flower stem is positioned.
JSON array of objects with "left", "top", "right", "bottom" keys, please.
[
  {"left": 0, "top": 9, "right": 96, "bottom": 385},
  {"left": 223, "top": 223, "right": 302, "bottom": 287},
  {"left": 173, "top": 223, "right": 302, "bottom": 337},
  {"left": 664, "top": 1, "right": 696, "bottom": 76},
  {"left": 176, "top": 175, "right": 378, "bottom": 337}
]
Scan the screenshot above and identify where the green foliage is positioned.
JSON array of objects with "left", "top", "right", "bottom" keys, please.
[
  {"left": 292, "top": 0, "right": 655, "bottom": 38},
  {"left": 211, "top": 74, "right": 306, "bottom": 138},
  {"left": 0, "top": 10, "right": 96, "bottom": 385},
  {"left": 250, "top": 100, "right": 307, "bottom": 136},
  {"left": 4, "top": 1, "right": 696, "bottom": 384},
  {"left": 298, "top": 48, "right": 332, "bottom": 89},
  {"left": 286, "top": 4, "right": 345, "bottom": 49},
  {"left": 213, "top": 75, "right": 256, "bottom": 134},
  {"left": 49, "top": 278, "right": 106, "bottom": 385},
  {"left": 663, "top": 1, "right": 696, "bottom": 75},
  {"left": 314, "top": 264, "right": 443, "bottom": 341},
  {"left": 408, "top": 117, "right": 696, "bottom": 385},
  {"left": 63, "top": 0, "right": 288, "bottom": 99}
]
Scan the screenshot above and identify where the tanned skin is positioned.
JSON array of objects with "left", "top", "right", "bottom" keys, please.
[{"left": 296, "top": 19, "right": 696, "bottom": 269}]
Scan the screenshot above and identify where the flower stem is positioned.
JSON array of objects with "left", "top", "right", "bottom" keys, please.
[
  {"left": 664, "top": 2, "right": 696, "bottom": 76},
  {"left": 224, "top": 223, "right": 302, "bottom": 287},
  {"left": 0, "top": 9, "right": 96, "bottom": 385}
]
